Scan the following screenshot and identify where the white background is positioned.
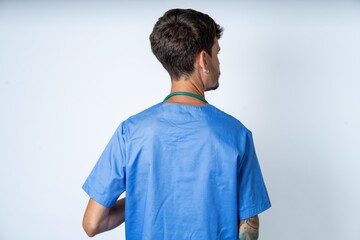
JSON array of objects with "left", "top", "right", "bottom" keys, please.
[{"left": 1, "top": 1, "right": 359, "bottom": 239}]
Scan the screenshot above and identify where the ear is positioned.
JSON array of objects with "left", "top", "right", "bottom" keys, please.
[{"left": 197, "top": 50, "right": 208, "bottom": 72}]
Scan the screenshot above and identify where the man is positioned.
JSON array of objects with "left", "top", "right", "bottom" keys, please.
[{"left": 82, "top": 8, "right": 271, "bottom": 240}]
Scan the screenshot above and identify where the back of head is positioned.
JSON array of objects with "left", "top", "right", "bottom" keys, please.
[{"left": 150, "top": 9, "right": 223, "bottom": 80}]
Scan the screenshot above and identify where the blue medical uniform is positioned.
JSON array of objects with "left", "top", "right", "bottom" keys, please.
[{"left": 83, "top": 103, "right": 271, "bottom": 239}]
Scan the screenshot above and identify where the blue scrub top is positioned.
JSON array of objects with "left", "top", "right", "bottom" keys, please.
[{"left": 83, "top": 103, "right": 271, "bottom": 239}]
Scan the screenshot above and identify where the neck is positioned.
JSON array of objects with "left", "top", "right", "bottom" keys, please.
[{"left": 167, "top": 76, "right": 206, "bottom": 106}]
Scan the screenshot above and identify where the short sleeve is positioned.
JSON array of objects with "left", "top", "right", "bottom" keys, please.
[
  {"left": 238, "top": 131, "right": 271, "bottom": 220},
  {"left": 82, "top": 123, "right": 126, "bottom": 208}
]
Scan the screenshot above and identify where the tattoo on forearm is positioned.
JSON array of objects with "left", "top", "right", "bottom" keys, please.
[
  {"left": 245, "top": 217, "right": 259, "bottom": 230},
  {"left": 239, "top": 216, "right": 259, "bottom": 240},
  {"left": 239, "top": 231, "right": 259, "bottom": 240}
]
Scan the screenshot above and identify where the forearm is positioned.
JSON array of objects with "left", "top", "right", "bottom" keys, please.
[
  {"left": 83, "top": 198, "right": 125, "bottom": 237},
  {"left": 238, "top": 215, "right": 259, "bottom": 240}
]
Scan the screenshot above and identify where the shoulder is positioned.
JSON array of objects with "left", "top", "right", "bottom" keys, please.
[
  {"left": 206, "top": 104, "right": 250, "bottom": 133},
  {"left": 126, "top": 103, "right": 163, "bottom": 122},
  {"left": 118, "top": 103, "right": 163, "bottom": 134}
]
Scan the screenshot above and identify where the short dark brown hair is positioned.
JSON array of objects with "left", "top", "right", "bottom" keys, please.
[{"left": 150, "top": 9, "right": 223, "bottom": 80}]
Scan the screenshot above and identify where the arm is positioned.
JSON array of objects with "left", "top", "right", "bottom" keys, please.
[
  {"left": 82, "top": 198, "right": 125, "bottom": 237},
  {"left": 239, "top": 215, "right": 259, "bottom": 240}
]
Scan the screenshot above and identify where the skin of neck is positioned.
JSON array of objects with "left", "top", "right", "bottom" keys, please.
[
  {"left": 167, "top": 62, "right": 208, "bottom": 106},
  {"left": 168, "top": 77, "right": 205, "bottom": 106}
]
